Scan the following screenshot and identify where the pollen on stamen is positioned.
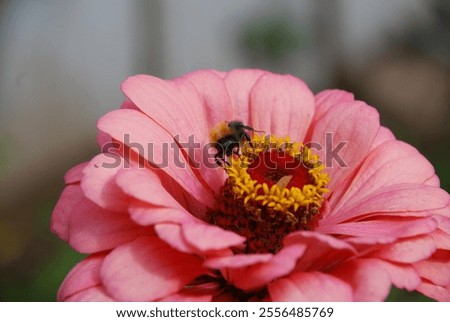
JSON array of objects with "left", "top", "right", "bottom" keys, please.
[{"left": 209, "top": 133, "right": 330, "bottom": 254}]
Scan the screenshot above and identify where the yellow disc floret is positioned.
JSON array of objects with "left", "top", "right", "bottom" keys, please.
[{"left": 226, "top": 134, "right": 330, "bottom": 216}]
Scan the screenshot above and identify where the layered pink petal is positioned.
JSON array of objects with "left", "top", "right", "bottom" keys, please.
[
  {"left": 204, "top": 254, "right": 272, "bottom": 269},
  {"left": 306, "top": 100, "right": 380, "bottom": 192},
  {"left": 155, "top": 221, "right": 245, "bottom": 255},
  {"left": 249, "top": 73, "right": 315, "bottom": 141},
  {"left": 80, "top": 153, "right": 130, "bottom": 213},
  {"left": 158, "top": 172, "right": 208, "bottom": 218},
  {"left": 175, "top": 69, "right": 232, "bottom": 129},
  {"left": 66, "top": 286, "right": 114, "bottom": 302},
  {"left": 424, "top": 174, "right": 440, "bottom": 187},
  {"left": 223, "top": 69, "right": 267, "bottom": 123},
  {"left": 96, "top": 130, "right": 115, "bottom": 153},
  {"left": 269, "top": 271, "right": 353, "bottom": 301},
  {"left": 317, "top": 217, "right": 438, "bottom": 240},
  {"left": 326, "top": 184, "right": 450, "bottom": 225},
  {"left": 58, "top": 254, "right": 105, "bottom": 301},
  {"left": 97, "top": 109, "right": 215, "bottom": 207},
  {"left": 129, "top": 201, "right": 194, "bottom": 226},
  {"left": 53, "top": 185, "right": 150, "bottom": 253},
  {"left": 154, "top": 223, "right": 199, "bottom": 253},
  {"left": 431, "top": 229, "right": 450, "bottom": 250},
  {"left": 121, "top": 76, "right": 227, "bottom": 195},
  {"left": 331, "top": 258, "right": 392, "bottom": 301},
  {"left": 171, "top": 73, "right": 229, "bottom": 191},
  {"left": 417, "top": 282, "right": 450, "bottom": 301},
  {"left": 181, "top": 222, "right": 246, "bottom": 252},
  {"left": 120, "top": 97, "right": 139, "bottom": 110},
  {"left": 121, "top": 74, "right": 208, "bottom": 140},
  {"left": 51, "top": 185, "right": 74, "bottom": 241},
  {"left": 367, "top": 259, "right": 421, "bottom": 291},
  {"left": 101, "top": 236, "right": 206, "bottom": 301},
  {"left": 370, "top": 126, "right": 396, "bottom": 149},
  {"left": 326, "top": 140, "right": 437, "bottom": 215},
  {"left": 434, "top": 214, "right": 450, "bottom": 235},
  {"left": 374, "top": 235, "right": 436, "bottom": 263},
  {"left": 115, "top": 167, "right": 184, "bottom": 209},
  {"left": 223, "top": 244, "right": 307, "bottom": 291},
  {"left": 284, "top": 231, "right": 356, "bottom": 271},
  {"left": 414, "top": 250, "right": 450, "bottom": 287},
  {"left": 312, "top": 89, "right": 354, "bottom": 124},
  {"left": 64, "top": 162, "right": 88, "bottom": 184}
]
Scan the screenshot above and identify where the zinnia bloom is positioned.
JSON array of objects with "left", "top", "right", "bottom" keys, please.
[{"left": 51, "top": 69, "right": 450, "bottom": 301}]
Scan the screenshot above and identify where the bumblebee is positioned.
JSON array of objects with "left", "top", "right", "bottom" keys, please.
[{"left": 210, "top": 120, "right": 260, "bottom": 167}]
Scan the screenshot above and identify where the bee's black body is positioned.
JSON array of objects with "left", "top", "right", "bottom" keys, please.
[{"left": 212, "top": 121, "right": 255, "bottom": 167}]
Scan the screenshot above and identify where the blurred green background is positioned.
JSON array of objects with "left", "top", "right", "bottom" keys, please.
[{"left": 0, "top": 0, "right": 449, "bottom": 301}]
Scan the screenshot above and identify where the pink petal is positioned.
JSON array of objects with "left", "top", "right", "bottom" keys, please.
[
  {"left": 171, "top": 73, "right": 230, "bottom": 192},
  {"left": 51, "top": 185, "right": 74, "bottom": 241},
  {"left": 414, "top": 250, "right": 450, "bottom": 287},
  {"left": 64, "top": 162, "right": 89, "bottom": 184},
  {"left": 158, "top": 172, "right": 208, "bottom": 219},
  {"left": 155, "top": 221, "right": 245, "bottom": 254},
  {"left": 181, "top": 222, "right": 246, "bottom": 252},
  {"left": 96, "top": 130, "right": 114, "bottom": 153},
  {"left": 375, "top": 235, "right": 436, "bottom": 263},
  {"left": 370, "top": 126, "right": 396, "bottom": 149},
  {"left": 120, "top": 97, "right": 139, "bottom": 110},
  {"left": 121, "top": 75, "right": 225, "bottom": 192},
  {"left": 326, "top": 141, "right": 437, "bottom": 216},
  {"left": 115, "top": 167, "right": 183, "bottom": 208},
  {"left": 154, "top": 223, "right": 198, "bottom": 253},
  {"left": 284, "top": 231, "right": 356, "bottom": 271},
  {"left": 54, "top": 185, "right": 150, "bottom": 253},
  {"left": 306, "top": 100, "right": 380, "bottom": 193},
  {"left": 80, "top": 153, "right": 130, "bottom": 213},
  {"left": 368, "top": 259, "right": 421, "bottom": 291},
  {"left": 331, "top": 258, "right": 392, "bottom": 301},
  {"left": 97, "top": 109, "right": 215, "bottom": 207},
  {"left": 175, "top": 69, "right": 232, "bottom": 129},
  {"left": 312, "top": 89, "right": 355, "bottom": 123},
  {"left": 430, "top": 216, "right": 450, "bottom": 250},
  {"left": 129, "top": 200, "right": 194, "bottom": 226},
  {"left": 58, "top": 254, "right": 105, "bottom": 301},
  {"left": 431, "top": 229, "right": 450, "bottom": 250},
  {"left": 65, "top": 286, "right": 114, "bottom": 302},
  {"left": 101, "top": 236, "right": 206, "bottom": 301},
  {"left": 249, "top": 73, "right": 315, "bottom": 141},
  {"left": 434, "top": 214, "right": 450, "bottom": 235},
  {"left": 344, "top": 236, "right": 396, "bottom": 246},
  {"left": 223, "top": 69, "right": 267, "bottom": 123},
  {"left": 417, "top": 282, "right": 450, "bottom": 301},
  {"left": 204, "top": 253, "right": 273, "bottom": 269},
  {"left": 224, "top": 244, "right": 307, "bottom": 291},
  {"left": 121, "top": 74, "right": 208, "bottom": 140},
  {"left": 424, "top": 174, "right": 440, "bottom": 187},
  {"left": 269, "top": 271, "right": 353, "bottom": 301},
  {"left": 317, "top": 217, "right": 438, "bottom": 240},
  {"left": 326, "top": 184, "right": 450, "bottom": 225}
]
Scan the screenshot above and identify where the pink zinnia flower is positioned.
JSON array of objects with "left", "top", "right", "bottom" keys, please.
[{"left": 51, "top": 69, "right": 450, "bottom": 301}]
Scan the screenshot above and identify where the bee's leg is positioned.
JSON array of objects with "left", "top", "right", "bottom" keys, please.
[
  {"left": 215, "top": 154, "right": 230, "bottom": 168},
  {"left": 215, "top": 155, "right": 224, "bottom": 167},
  {"left": 243, "top": 131, "right": 253, "bottom": 149}
]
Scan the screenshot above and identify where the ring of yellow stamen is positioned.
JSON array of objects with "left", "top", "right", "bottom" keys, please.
[{"left": 226, "top": 134, "right": 330, "bottom": 215}]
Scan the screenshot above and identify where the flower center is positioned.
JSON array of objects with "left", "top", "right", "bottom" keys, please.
[{"left": 209, "top": 134, "right": 330, "bottom": 254}]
